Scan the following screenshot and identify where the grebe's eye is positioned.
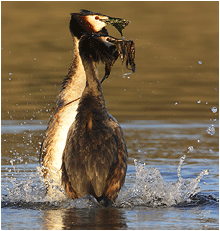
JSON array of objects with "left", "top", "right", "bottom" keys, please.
[
  {"left": 106, "top": 37, "right": 110, "bottom": 42},
  {"left": 95, "top": 16, "right": 99, "bottom": 20}
]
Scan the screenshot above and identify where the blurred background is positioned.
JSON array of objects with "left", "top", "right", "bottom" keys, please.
[{"left": 1, "top": 1, "right": 218, "bottom": 122}]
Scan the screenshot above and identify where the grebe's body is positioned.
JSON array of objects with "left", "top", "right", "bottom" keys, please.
[
  {"left": 40, "top": 37, "right": 86, "bottom": 190},
  {"left": 61, "top": 35, "right": 127, "bottom": 205},
  {"left": 40, "top": 10, "right": 132, "bottom": 205},
  {"left": 40, "top": 12, "right": 110, "bottom": 191}
]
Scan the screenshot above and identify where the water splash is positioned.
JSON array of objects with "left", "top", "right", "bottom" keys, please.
[
  {"left": 2, "top": 156, "right": 211, "bottom": 209},
  {"left": 3, "top": 173, "right": 45, "bottom": 203},
  {"left": 187, "top": 146, "right": 194, "bottom": 153},
  {"left": 115, "top": 155, "right": 209, "bottom": 207},
  {"left": 206, "top": 124, "right": 215, "bottom": 135},
  {"left": 211, "top": 106, "right": 217, "bottom": 113}
]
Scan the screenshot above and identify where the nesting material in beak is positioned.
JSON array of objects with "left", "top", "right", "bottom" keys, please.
[
  {"left": 99, "top": 36, "right": 135, "bottom": 83},
  {"left": 102, "top": 17, "right": 130, "bottom": 37}
]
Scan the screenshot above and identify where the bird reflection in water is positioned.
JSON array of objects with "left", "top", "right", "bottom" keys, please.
[{"left": 42, "top": 206, "right": 127, "bottom": 229}]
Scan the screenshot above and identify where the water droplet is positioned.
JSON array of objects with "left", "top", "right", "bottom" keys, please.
[
  {"left": 198, "top": 61, "right": 202, "bottom": 65},
  {"left": 206, "top": 124, "right": 215, "bottom": 135},
  {"left": 211, "top": 106, "right": 217, "bottom": 113},
  {"left": 175, "top": 102, "right": 178, "bottom": 105},
  {"left": 188, "top": 146, "right": 194, "bottom": 153},
  {"left": 9, "top": 73, "right": 12, "bottom": 75},
  {"left": 197, "top": 100, "right": 201, "bottom": 104},
  {"left": 197, "top": 139, "right": 200, "bottom": 143}
]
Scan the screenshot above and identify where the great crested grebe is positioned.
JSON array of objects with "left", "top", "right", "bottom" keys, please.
[
  {"left": 61, "top": 34, "right": 128, "bottom": 206},
  {"left": 40, "top": 10, "right": 135, "bottom": 205}
]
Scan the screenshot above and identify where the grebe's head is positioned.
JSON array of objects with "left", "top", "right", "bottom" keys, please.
[
  {"left": 79, "top": 33, "right": 135, "bottom": 83},
  {"left": 70, "top": 9, "right": 130, "bottom": 39}
]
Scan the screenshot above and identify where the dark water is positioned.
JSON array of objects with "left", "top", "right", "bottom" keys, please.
[{"left": 1, "top": 1, "right": 219, "bottom": 230}]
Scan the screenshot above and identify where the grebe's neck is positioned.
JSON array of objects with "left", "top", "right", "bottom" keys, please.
[
  {"left": 80, "top": 51, "right": 105, "bottom": 103},
  {"left": 57, "top": 36, "right": 86, "bottom": 108}
]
